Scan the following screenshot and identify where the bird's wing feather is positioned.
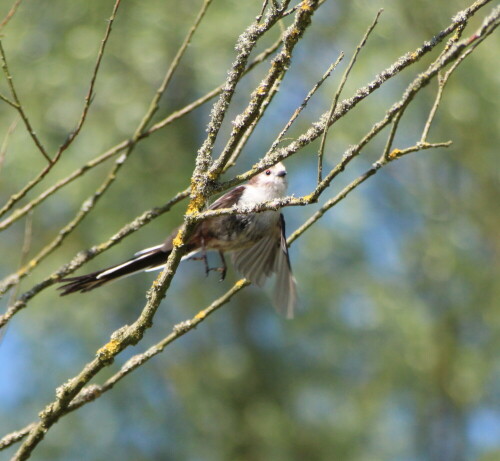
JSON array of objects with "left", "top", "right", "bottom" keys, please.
[
  {"left": 208, "top": 185, "right": 246, "bottom": 210},
  {"left": 231, "top": 235, "right": 279, "bottom": 287},
  {"left": 231, "top": 214, "right": 296, "bottom": 318}
]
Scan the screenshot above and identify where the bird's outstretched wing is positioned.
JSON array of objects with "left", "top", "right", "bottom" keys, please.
[{"left": 231, "top": 214, "right": 296, "bottom": 318}]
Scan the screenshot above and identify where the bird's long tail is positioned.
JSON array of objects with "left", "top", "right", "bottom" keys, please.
[{"left": 58, "top": 246, "right": 173, "bottom": 295}]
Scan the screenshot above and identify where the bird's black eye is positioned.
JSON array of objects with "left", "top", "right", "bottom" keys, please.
[{"left": 265, "top": 169, "right": 271, "bottom": 175}]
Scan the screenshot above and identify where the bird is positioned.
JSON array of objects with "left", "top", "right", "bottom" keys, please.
[{"left": 59, "top": 162, "right": 297, "bottom": 318}]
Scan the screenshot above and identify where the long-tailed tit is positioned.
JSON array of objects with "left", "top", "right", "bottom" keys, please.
[{"left": 59, "top": 163, "right": 297, "bottom": 318}]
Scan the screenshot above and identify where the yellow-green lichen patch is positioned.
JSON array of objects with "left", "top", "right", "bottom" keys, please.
[
  {"left": 388, "top": 148, "right": 402, "bottom": 160},
  {"left": 97, "top": 339, "right": 121, "bottom": 360},
  {"left": 172, "top": 229, "right": 185, "bottom": 248},
  {"left": 194, "top": 310, "right": 207, "bottom": 320}
]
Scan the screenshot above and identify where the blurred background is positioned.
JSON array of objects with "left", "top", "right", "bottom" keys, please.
[{"left": 0, "top": 1, "right": 498, "bottom": 460}]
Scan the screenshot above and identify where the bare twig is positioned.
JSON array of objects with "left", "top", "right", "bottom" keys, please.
[
  {"left": 0, "top": 116, "right": 18, "bottom": 173},
  {"left": 381, "top": 109, "right": 405, "bottom": 161},
  {"left": 421, "top": 19, "right": 496, "bottom": 142},
  {"left": 0, "top": 0, "right": 23, "bottom": 31},
  {"left": 0, "top": 424, "right": 35, "bottom": 451},
  {"left": 270, "top": 52, "right": 344, "bottom": 153},
  {"left": 0, "top": 0, "right": 121, "bottom": 218},
  {"left": 0, "top": 41, "right": 51, "bottom": 163},
  {"left": 137, "top": 0, "right": 214, "bottom": 136},
  {"left": 0, "top": 211, "right": 32, "bottom": 345},
  {"left": 317, "top": 9, "right": 383, "bottom": 183},
  {"left": 55, "top": 0, "right": 122, "bottom": 158},
  {"left": 8, "top": 212, "right": 32, "bottom": 302},
  {"left": 257, "top": 0, "right": 270, "bottom": 23}
]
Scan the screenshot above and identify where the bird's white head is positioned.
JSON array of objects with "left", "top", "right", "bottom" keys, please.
[{"left": 248, "top": 162, "right": 288, "bottom": 199}]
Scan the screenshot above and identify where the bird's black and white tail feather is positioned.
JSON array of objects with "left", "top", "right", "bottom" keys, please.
[{"left": 58, "top": 246, "right": 173, "bottom": 295}]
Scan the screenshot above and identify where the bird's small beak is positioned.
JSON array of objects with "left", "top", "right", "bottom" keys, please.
[{"left": 277, "top": 170, "right": 287, "bottom": 177}]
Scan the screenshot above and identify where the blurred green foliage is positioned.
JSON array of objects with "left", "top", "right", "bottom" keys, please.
[{"left": 0, "top": 1, "right": 498, "bottom": 460}]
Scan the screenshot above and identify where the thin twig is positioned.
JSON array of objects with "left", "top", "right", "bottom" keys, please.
[
  {"left": 381, "top": 109, "right": 405, "bottom": 160},
  {"left": 0, "top": 424, "right": 35, "bottom": 451},
  {"left": 0, "top": 0, "right": 121, "bottom": 218},
  {"left": 421, "top": 25, "right": 493, "bottom": 142},
  {"left": 256, "top": 0, "right": 270, "bottom": 23},
  {"left": 317, "top": 9, "right": 383, "bottom": 183},
  {"left": 0, "top": 117, "right": 18, "bottom": 173},
  {"left": 8, "top": 212, "right": 33, "bottom": 302},
  {"left": 269, "top": 52, "right": 344, "bottom": 153},
  {"left": 53, "top": 0, "right": 122, "bottom": 159},
  {"left": 0, "top": 41, "right": 51, "bottom": 163},
  {"left": 137, "top": 0, "right": 214, "bottom": 137},
  {"left": 0, "top": 0, "right": 23, "bottom": 31},
  {"left": 0, "top": 211, "right": 32, "bottom": 345}
]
